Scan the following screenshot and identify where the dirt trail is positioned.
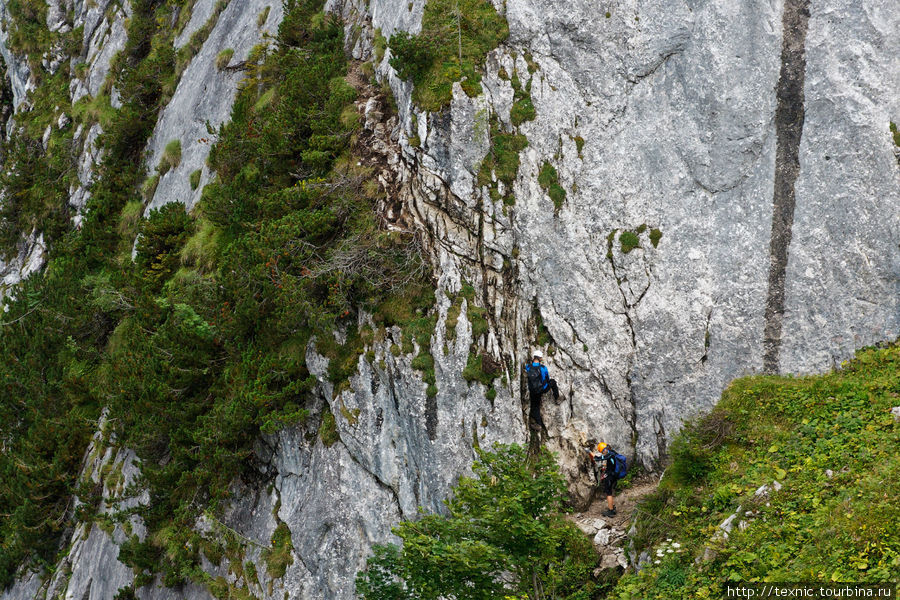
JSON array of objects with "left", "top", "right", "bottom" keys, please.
[
  {"left": 578, "top": 476, "right": 661, "bottom": 529},
  {"left": 568, "top": 475, "right": 661, "bottom": 570}
]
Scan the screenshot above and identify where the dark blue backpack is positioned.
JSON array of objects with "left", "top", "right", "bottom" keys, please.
[
  {"left": 610, "top": 449, "right": 627, "bottom": 479},
  {"left": 526, "top": 363, "right": 546, "bottom": 396}
]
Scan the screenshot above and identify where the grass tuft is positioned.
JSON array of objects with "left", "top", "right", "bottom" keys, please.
[
  {"left": 159, "top": 139, "right": 182, "bottom": 174},
  {"left": 538, "top": 161, "right": 566, "bottom": 210},
  {"left": 216, "top": 48, "right": 234, "bottom": 71}
]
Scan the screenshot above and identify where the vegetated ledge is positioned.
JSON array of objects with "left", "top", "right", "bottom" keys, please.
[
  {"left": 386, "top": 0, "right": 509, "bottom": 112},
  {"left": 610, "top": 341, "right": 900, "bottom": 598}
]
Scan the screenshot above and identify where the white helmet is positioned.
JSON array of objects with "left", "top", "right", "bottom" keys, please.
[{"left": 533, "top": 349, "right": 544, "bottom": 359}]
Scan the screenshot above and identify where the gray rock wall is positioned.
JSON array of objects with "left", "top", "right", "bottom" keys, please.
[
  {"left": 342, "top": 0, "right": 899, "bottom": 477},
  {"left": 144, "top": 0, "right": 282, "bottom": 213}
]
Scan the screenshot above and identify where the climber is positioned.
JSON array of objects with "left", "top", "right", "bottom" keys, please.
[
  {"left": 586, "top": 442, "right": 620, "bottom": 517},
  {"left": 524, "top": 350, "right": 559, "bottom": 431}
]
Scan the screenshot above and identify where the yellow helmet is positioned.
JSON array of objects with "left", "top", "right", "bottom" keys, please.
[{"left": 596, "top": 442, "right": 607, "bottom": 452}]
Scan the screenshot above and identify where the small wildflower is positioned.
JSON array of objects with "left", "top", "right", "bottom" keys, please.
[
  {"left": 654, "top": 559, "right": 661, "bottom": 564},
  {"left": 672, "top": 542, "right": 681, "bottom": 548},
  {"left": 667, "top": 549, "right": 674, "bottom": 553}
]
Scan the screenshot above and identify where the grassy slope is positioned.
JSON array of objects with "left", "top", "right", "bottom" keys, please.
[{"left": 610, "top": 343, "right": 900, "bottom": 598}]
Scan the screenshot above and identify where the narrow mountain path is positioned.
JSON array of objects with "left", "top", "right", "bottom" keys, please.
[
  {"left": 569, "top": 475, "right": 661, "bottom": 570},
  {"left": 579, "top": 477, "right": 660, "bottom": 528}
]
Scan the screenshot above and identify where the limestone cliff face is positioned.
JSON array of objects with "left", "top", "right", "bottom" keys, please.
[
  {"left": 1, "top": 0, "right": 898, "bottom": 598},
  {"left": 335, "top": 0, "right": 899, "bottom": 489}
]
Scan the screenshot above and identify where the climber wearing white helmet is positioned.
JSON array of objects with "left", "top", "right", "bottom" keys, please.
[{"left": 524, "top": 349, "right": 560, "bottom": 431}]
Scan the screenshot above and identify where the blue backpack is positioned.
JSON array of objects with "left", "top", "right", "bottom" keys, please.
[
  {"left": 610, "top": 449, "right": 627, "bottom": 479},
  {"left": 526, "top": 363, "right": 546, "bottom": 396}
]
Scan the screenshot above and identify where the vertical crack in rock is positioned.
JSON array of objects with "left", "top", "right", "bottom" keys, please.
[
  {"left": 763, "top": 0, "right": 811, "bottom": 373},
  {"left": 604, "top": 248, "right": 642, "bottom": 446}
]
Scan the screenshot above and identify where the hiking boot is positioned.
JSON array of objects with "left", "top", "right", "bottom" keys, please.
[{"left": 601, "top": 508, "right": 617, "bottom": 517}]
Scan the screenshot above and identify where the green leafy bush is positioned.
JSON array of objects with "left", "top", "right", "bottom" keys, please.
[
  {"left": 0, "top": 0, "right": 184, "bottom": 581},
  {"left": 356, "top": 444, "right": 600, "bottom": 599},
  {"left": 135, "top": 203, "right": 193, "bottom": 288},
  {"left": 388, "top": 31, "right": 435, "bottom": 82}
]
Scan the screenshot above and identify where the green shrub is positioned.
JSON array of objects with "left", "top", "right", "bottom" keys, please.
[
  {"left": 246, "top": 42, "right": 268, "bottom": 65},
  {"left": 0, "top": 0, "right": 432, "bottom": 588},
  {"left": 477, "top": 116, "right": 528, "bottom": 204},
  {"left": 509, "top": 74, "right": 536, "bottom": 126},
  {"left": 135, "top": 202, "right": 193, "bottom": 288},
  {"left": 189, "top": 168, "right": 202, "bottom": 190},
  {"left": 318, "top": 409, "right": 339, "bottom": 447},
  {"left": 356, "top": 444, "right": 599, "bottom": 598},
  {"left": 0, "top": 144, "right": 65, "bottom": 256},
  {"left": 0, "top": 0, "right": 207, "bottom": 585},
  {"left": 263, "top": 522, "right": 294, "bottom": 578},
  {"left": 388, "top": 31, "right": 434, "bottom": 82},
  {"left": 141, "top": 173, "right": 160, "bottom": 201},
  {"left": 650, "top": 227, "right": 663, "bottom": 248}
]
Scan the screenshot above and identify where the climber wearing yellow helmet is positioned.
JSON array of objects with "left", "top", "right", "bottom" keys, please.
[{"left": 585, "top": 442, "right": 622, "bottom": 517}]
